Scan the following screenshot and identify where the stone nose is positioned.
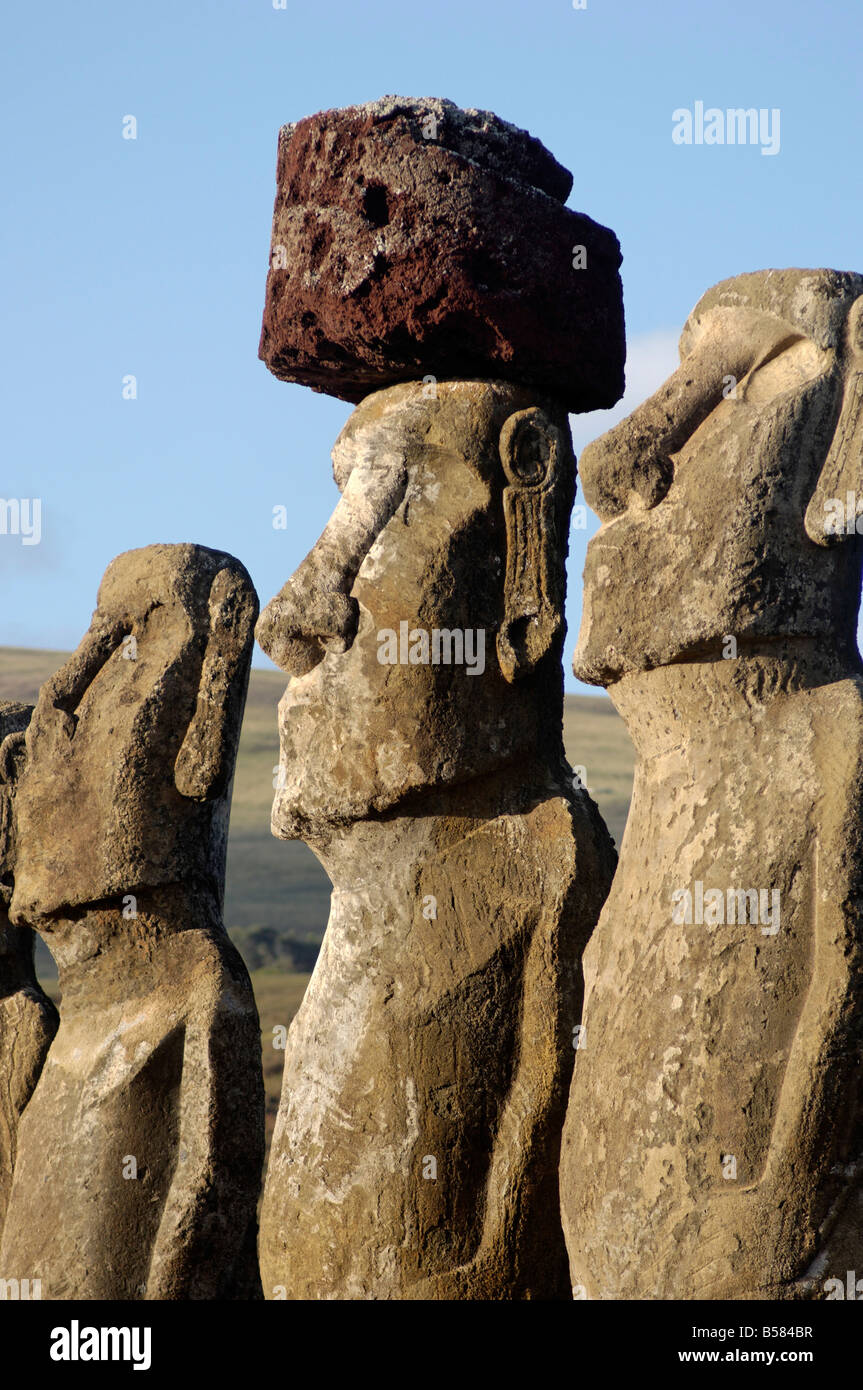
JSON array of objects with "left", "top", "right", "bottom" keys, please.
[
  {"left": 256, "top": 452, "right": 409, "bottom": 676},
  {"left": 256, "top": 574, "right": 359, "bottom": 678},
  {"left": 577, "top": 348, "right": 731, "bottom": 521},
  {"left": 579, "top": 329, "right": 770, "bottom": 521}
]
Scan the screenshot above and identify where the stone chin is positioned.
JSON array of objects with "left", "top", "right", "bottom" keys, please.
[
  {"left": 572, "top": 519, "right": 696, "bottom": 686},
  {"left": 269, "top": 645, "right": 525, "bottom": 840}
]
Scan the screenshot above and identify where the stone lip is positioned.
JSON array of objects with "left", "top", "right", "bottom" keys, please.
[{"left": 258, "top": 96, "right": 625, "bottom": 411}]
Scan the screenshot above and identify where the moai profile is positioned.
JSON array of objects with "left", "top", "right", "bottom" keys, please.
[
  {"left": 0, "top": 701, "right": 58, "bottom": 1243},
  {"left": 255, "top": 97, "right": 624, "bottom": 1299},
  {"left": 560, "top": 268, "right": 863, "bottom": 1300},
  {"left": 0, "top": 544, "right": 265, "bottom": 1300}
]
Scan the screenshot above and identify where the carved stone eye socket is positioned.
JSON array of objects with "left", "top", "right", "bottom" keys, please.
[{"left": 499, "top": 408, "right": 557, "bottom": 488}]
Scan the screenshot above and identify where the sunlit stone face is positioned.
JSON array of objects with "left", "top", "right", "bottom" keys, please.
[
  {"left": 10, "top": 546, "right": 254, "bottom": 924},
  {"left": 574, "top": 295, "right": 856, "bottom": 687},
  {"left": 258, "top": 379, "right": 575, "bottom": 838}
]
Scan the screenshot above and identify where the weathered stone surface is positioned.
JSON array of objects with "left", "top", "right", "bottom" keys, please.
[
  {"left": 0, "top": 701, "right": 58, "bottom": 1242},
  {"left": 560, "top": 269, "right": 863, "bottom": 1299},
  {"left": 0, "top": 545, "right": 265, "bottom": 1300},
  {"left": 258, "top": 96, "right": 625, "bottom": 412},
  {"left": 257, "top": 380, "right": 616, "bottom": 1299}
]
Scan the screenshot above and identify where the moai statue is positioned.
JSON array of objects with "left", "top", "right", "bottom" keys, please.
[
  {"left": 0, "top": 701, "right": 58, "bottom": 1243},
  {"left": 255, "top": 97, "right": 625, "bottom": 1299},
  {"left": 0, "top": 544, "right": 265, "bottom": 1300},
  {"left": 560, "top": 268, "right": 863, "bottom": 1300}
]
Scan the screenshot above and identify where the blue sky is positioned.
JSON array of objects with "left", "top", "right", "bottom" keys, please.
[{"left": 2, "top": 0, "right": 860, "bottom": 691}]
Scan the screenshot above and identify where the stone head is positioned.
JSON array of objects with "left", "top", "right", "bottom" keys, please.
[
  {"left": 9, "top": 544, "right": 258, "bottom": 926},
  {"left": 574, "top": 268, "right": 863, "bottom": 685},
  {"left": 256, "top": 379, "right": 576, "bottom": 837}
]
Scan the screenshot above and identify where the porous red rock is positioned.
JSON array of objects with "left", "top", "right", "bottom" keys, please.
[{"left": 258, "top": 96, "right": 625, "bottom": 411}]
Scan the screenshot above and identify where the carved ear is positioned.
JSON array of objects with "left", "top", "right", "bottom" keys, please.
[
  {"left": 174, "top": 566, "right": 258, "bottom": 801},
  {"left": 496, "top": 407, "right": 569, "bottom": 683},
  {"left": 805, "top": 296, "right": 863, "bottom": 545}
]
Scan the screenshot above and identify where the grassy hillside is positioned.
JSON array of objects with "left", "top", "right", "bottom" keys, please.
[{"left": 1, "top": 646, "right": 636, "bottom": 1146}]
